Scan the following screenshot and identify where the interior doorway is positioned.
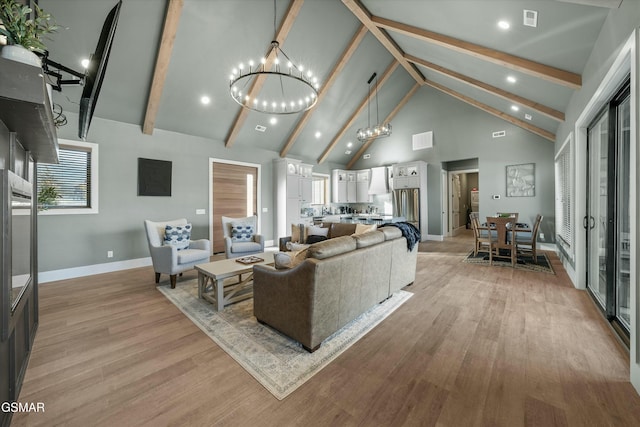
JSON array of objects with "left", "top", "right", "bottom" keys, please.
[
  {"left": 209, "top": 159, "right": 260, "bottom": 254},
  {"left": 447, "top": 169, "right": 479, "bottom": 236}
]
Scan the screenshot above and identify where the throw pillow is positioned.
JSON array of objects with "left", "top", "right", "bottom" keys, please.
[
  {"left": 274, "top": 248, "right": 308, "bottom": 270},
  {"left": 306, "top": 235, "right": 328, "bottom": 244},
  {"left": 291, "top": 223, "right": 308, "bottom": 243},
  {"left": 231, "top": 222, "right": 254, "bottom": 242},
  {"left": 307, "top": 225, "right": 329, "bottom": 237},
  {"left": 352, "top": 223, "right": 377, "bottom": 235},
  {"left": 163, "top": 224, "right": 191, "bottom": 250},
  {"left": 286, "top": 242, "right": 310, "bottom": 251}
]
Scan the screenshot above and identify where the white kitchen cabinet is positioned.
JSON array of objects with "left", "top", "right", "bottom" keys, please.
[
  {"left": 356, "top": 169, "right": 371, "bottom": 202},
  {"left": 274, "top": 158, "right": 313, "bottom": 239},
  {"left": 346, "top": 171, "right": 357, "bottom": 203},
  {"left": 332, "top": 169, "right": 348, "bottom": 203},
  {"left": 392, "top": 162, "right": 423, "bottom": 189}
]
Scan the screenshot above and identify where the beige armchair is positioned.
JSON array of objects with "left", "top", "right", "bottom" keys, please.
[
  {"left": 221, "top": 215, "right": 264, "bottom": 259},
  {"left": 144, "top": 218, "right": 211, "bottom": 288}
]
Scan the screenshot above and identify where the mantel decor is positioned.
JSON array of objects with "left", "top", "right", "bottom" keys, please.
[{"left": 506, "top": 163, "right": 535, "bottom": 197}]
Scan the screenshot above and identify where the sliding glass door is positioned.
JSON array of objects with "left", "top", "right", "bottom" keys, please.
[{"left": 585, "top": 78, "right": 630, "bottom": 340}]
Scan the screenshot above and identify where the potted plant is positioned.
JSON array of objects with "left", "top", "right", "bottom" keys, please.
[{"left": 0, "top": 0, "right": 59, "bottom": 66}]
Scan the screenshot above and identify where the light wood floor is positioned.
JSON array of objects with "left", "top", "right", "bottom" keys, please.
[{"left": 12, "top": 232, "right": 640, "bottom": 426}]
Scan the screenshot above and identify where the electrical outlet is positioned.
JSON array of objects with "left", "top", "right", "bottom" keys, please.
[
  {"left": 539, "top": 233, "right": 544, "bottom": 240},
  {"left": 262, "top": 207, "right": 268, "bottom": 213},
  {"left": 107, "top": 250, "right": 114, "bottom": 258},
  {"left": 492, "top": 195, "right": 500, "bottom": 200},
  {"left": 196, "top": 209, "right": 206, "bottom": 215}
]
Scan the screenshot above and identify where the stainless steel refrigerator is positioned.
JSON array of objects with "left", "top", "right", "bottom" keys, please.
[{"left": 393, "top": 188, "right": 420, "bottom": 229}]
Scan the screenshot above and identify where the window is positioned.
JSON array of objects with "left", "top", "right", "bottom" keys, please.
[
  {"left": 555, "top": 133, "right": 572, "bottom": 250},
  {"left": 311, "top": 174, "right": 328, "bottom": 205},
  {"left": 37, "top": 139, "right": 99, "bottom": 214}
]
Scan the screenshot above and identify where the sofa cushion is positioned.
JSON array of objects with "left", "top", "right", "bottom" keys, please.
[
  {"left": 274, "top": 248, "right": 308, "bottom": 270},
  {"left": 230, "top": 241, "right": 263, "bottom": 254},
  {"left": 176, "top": 248, "right": 209, "bottom": 264},
  {"left": 353, "top": 230, "right": 384, "bottom": 248},
  {"left": 378, "top": 226, "right": 402, "bottom": 241},
  {"left": 307, "top": 225, "right": 329, "bottom": 237},
  {"left": 164, "top": 224, "right": 191, "bottom": 250},
  {"left": 328, "top": 223, "right": 357, "bottom": 239},
  {"left": 353, "top": 223, "right": 377, "bottom": 235},
  {"left": 307, "top": 236, "right": 356, "bottom": 260}
]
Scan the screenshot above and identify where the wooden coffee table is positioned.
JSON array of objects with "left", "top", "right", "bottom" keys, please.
[{"left": 195, "top": 252, "right": 274, "bottom": 311}]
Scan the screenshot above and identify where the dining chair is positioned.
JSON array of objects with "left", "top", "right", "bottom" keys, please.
[
  {"left": 514, "top": 214, "right": 543, "bottom": 263},
  {"left": 486, "top": 216, "right": 517, "bottom": 267},
  {"left": 469, "top": 212, "right": 491, "bottom": 256}
]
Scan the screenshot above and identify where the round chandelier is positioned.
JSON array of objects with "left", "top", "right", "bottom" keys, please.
[{"left": 229, "top": 1, "right": 320, "bottom": 115}]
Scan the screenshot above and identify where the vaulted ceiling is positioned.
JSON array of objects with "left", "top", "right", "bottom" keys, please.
[{"left": 39, "top": 0, "right": 616, "bottom": 167}]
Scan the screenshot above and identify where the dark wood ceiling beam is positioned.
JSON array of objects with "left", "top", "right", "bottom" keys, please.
[
  {"left": 317, "top": 60, "right": 399, "bottom": 164},
  {"left": 225, "top": 0, "right": 304, "bottom": 148},
  {"left": 405, "top": 53, "right": 565, "bottom": 122},
  {"left": 341, "top": 0, "right": 424, "bottom": 84},
  {"left": 279, "top": 24, "right": 368, "bottom": 158},
  {"left": 346, "top": 83, "right": 420, "bottom": 170},
  {"left": 372, "top": 15, "right": 582, "bottom": 90},
  {"left": 142, "top": 0, "right": 184, "bottom": 135},
  {"left": 424, "top": 79, "right": 555, "bottom": 142}
]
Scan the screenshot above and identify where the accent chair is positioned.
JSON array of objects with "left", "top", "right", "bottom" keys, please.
[
  {"left": 221, "top": 215, "right": 264, "bottom": 259},
  {"left": 144, "top": 218, "right": 211, "bottom": 288}
]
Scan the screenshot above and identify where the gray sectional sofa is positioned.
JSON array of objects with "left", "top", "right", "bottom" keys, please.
[{"left": 253, "top": 226, "right": 418, "bottom": 352}]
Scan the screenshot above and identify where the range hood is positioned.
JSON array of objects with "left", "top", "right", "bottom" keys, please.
[{"left": 368, "top": 166, "right": 389, "bottom": 195}]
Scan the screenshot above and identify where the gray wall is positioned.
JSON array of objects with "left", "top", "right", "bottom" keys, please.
[
  {"left": 351, "top": 86, "right": 555, "bottom": 238},
  {"left": 39, "top": 113, "right": 342, "bottom": 271}
]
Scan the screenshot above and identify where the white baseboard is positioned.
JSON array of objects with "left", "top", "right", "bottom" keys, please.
[
  {"left": 39, "top": 257, "right": 153, "bottom": 284},
  {"left": 427, "top": 234, "right": 444, "bottom": 241},
  {"left": 539, "top": 242, "right": 556, "bottom": 251}
]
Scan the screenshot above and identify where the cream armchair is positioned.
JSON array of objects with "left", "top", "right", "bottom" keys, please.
[
  {"left": 221, "top": 215, "right": 264, "bottom": 259},
  {"left": 144, "top": 218, "right": 211, "bottom": 288}
]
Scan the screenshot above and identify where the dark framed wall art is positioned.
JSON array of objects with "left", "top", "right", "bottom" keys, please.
[{"left": 138, "top": 158, "right": 172, "bottom": 196}]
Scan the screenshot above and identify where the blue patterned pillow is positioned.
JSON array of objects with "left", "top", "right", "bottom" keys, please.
[
  {"left": 231, "top": 223, "right": 254, "bottom": 242},
  {"left": 163, "top": 224, "right": 191, "bottom": 250}
]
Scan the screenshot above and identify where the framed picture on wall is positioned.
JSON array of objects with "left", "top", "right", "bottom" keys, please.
[
  {"left": 138, "top": 158, "right": 172, "bottom": 196},
  {"left": 506, "top": 163, "right": 535, "bottom": 197}
]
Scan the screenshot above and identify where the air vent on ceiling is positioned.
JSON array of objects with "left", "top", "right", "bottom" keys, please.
[
  {"left": 524, "top": 114, "right": 533, "bottom": 121},
  {"left": 492, "top": 130, "right": 506, "bottom": 138},
  {"left": 523, "top": 9, "right": 538, "bottom": 27},
  {"left": 255, "top": 125, "right": 266, "bottom": 132},
  {"left": 412, "top": 131, "right": 433, "bottom": 150}
]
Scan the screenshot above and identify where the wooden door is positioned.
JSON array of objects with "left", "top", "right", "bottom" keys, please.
[{"left": 212, "top": 162, "right": 258, "bottom": 254}]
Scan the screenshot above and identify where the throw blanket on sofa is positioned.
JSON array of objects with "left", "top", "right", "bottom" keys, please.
[{"left": 385, "top": 222, "right": 421, "bottom": 251}]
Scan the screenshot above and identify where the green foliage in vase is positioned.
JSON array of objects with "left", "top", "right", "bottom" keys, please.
[{"left": 0, "top": 0, "right": 59, "bottom": 52}]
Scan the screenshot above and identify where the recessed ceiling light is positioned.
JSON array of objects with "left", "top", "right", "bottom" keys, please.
[
  {"left": 511, "top": 105, "right": 520, "bottom": 112},
  {"left": 498, "top": 20, "right": 510, "bottom": 30},
  {"left": 506, "top": 75, "right": 517, "bottom": 84},
  {"left": 269, "top": 117, "right": 277, "bottom": 125},
  {"left": 315, "top": 131, "right": 322, "bottom": 139},
  {"left": 200, "top": 96, "right": 211, "bottom": 105},
  {"left": 345, "top": 150, "right": 352, "bottom": 155},
  {"left": 347, "top": 142, "right": 353, "bottom": 148},
  {"left": 81, "top": 58, "right": 90, "bottom": 68}
]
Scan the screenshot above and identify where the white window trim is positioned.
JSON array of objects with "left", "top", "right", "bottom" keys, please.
[{"left": 38, "top": 138, "right": 99, "bottom": 215}]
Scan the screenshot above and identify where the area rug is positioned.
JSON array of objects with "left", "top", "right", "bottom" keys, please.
[
  {"left": 462, "top": 251, "right": 555, "bottom": 274},
  {"left": 157, "top": 279, "right": 412, "bottom": 400}
]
